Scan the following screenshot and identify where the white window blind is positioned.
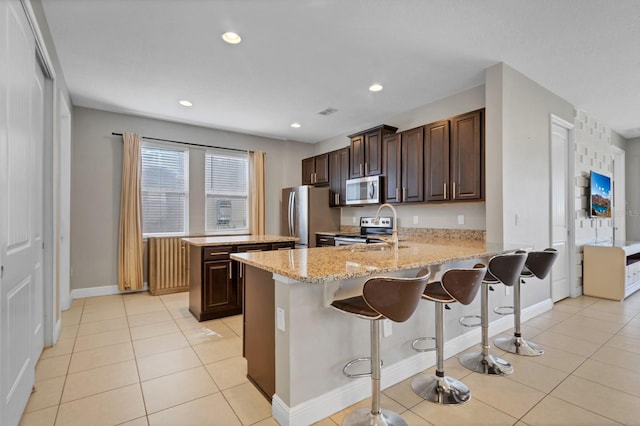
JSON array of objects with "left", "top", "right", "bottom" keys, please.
[
  {"left": 141, "top": 144, "right": 189, "bottom": 236},
  {"left": 205, "top": 149, "right": 248, "bottom": 234}
]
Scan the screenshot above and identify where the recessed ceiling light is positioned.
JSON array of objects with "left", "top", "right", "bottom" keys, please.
[
  {"left": 179, "top": 100, "right": 193, "bottom": 107},
  {"left": 222, "top": 32, "right": 242, "bottom": 44},
  {"left": 290, "top": 123, "right": 301, "bottom": 128},
  {"left": 369, "top": 83, "right": 383, "bottom": 92}
]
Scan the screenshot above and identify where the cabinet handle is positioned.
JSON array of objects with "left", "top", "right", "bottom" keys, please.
[
  {"left": 365, "top": 162, "right": 369, "bottom": 175},
  {"left": 277, "top": 247, "right": 291, "bottom": 250},
  {"left": 444, "top": 183, "right": 447, "bottom": 199},
  {"left": 359, "top": 163, "right": 363, "bottom": 175},
  {"left": 395, "top": 188, "right": 400, "bottom": 201},
  {"left": 240, "top": 263, "right": 243, "bottom": 279},
  {"left": 452, "top": 182, "right": 456, "bottom": 200},
  {"left": 334, "top": 193, "right": 339, "bottom": 205},
  {"left": 402, "top": 187, "right": 406, "bottom": 202},
  {"left": 247, "top": 249, "right": 263, "bottom": 253},
  {"left": 210, "top": 251, "right": 229, "bottom": 256},
  {"left": 229, "top": 261, "right": 232, "bottom": 279}
]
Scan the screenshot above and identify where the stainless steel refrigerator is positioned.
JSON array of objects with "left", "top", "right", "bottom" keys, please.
[{"left": 281, "top": 186, "right": 340, "bottom": 248}]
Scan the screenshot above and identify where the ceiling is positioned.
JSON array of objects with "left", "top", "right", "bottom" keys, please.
[{"left": 40, "top": 0, "right": 640, "bottom": 143}]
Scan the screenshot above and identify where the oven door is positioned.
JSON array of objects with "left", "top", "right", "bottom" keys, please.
[{"left": 334, "top": 236, "right": 367, "bottom": 246}]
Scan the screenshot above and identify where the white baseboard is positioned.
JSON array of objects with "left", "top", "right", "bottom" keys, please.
[
  {"left": 70, "top": 282, "right": 149, "bottom": 300},
  {"left": 272, "top": 298, "right": 553, "bottom": 426}
]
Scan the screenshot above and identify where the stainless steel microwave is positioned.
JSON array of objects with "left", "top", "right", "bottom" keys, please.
[{"left": 345, "top": 176, "right": 383, "bottom": 205}]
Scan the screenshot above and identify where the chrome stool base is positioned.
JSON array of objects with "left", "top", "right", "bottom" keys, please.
[
  {"left": 411, "top": 374, "right": 471, "bottom": 405},
  {"left": 343, "top": 407, "right": 407, "bottom": 426},
  {"left": 494, "top": 336, "right": 543, "bottom": 356},
  {"left": 459, "top": 352, "right": 513, "bottom": 375}
]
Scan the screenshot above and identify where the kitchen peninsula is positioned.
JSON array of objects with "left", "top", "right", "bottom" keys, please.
[{"left": 232, "top": 238, "right": 536, "bottom": 426}]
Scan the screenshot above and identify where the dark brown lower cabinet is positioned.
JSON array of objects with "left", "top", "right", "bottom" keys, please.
[
  {"left": 189, "top": 246, "right": 241, "bottom": 321},
  {"left": 243, "top": 265, "right": 275, "bottom": 401}
]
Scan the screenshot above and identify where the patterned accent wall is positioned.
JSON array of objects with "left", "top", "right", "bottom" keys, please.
[{"left": 574, "top": 108, "right": 614, "bottom": 291}]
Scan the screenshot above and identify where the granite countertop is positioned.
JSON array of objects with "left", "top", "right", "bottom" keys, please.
[
  {"left": 182, "top": 235, "right": 298, "bottom": 247},
  {"left": 231, "top": 238, "right": 526, "bottom": 283}
]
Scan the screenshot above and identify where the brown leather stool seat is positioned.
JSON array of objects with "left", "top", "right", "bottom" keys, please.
[
  {"left": 411, "top": 264, "right": 486, "bottom": 405},
  {"left": 459, "top": 252, "right": 527, "bottom": 375},
  {"left": 331, "top": 273, "right": 430, "bottom": 426},
  {"left": 495, "top": 248, "right": 559, "bottom": 356}
]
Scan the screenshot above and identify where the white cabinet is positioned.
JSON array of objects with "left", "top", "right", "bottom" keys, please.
[{"left": 583, "top": 242, "right": 640, "bottom": 301}]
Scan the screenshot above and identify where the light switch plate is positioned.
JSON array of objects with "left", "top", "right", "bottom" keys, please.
[
  {"left": 383, "top": 319, "right": 392, "bottom": 337},
  {"left": 276, "top": 307, "right": 286, "bottom": 332},
  {"left": 457, "top": 215, "right": 465, "bottom": 225},
  {"left": 413, "top": 216, "right": 419, "bottom": 225}
]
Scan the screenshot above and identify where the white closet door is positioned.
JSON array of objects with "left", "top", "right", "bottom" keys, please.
[{"left": 0, "top": 0, "right": 44, "bottom": 424}]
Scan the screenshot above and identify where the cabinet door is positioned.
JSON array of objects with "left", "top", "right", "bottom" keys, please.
[
  {"left": 203, "top": 260, "right": 236, "bottom": 313},
  {"left": 364, "top": 130, "right": 383, "bottom": 176},
  {"left": 337, "top": 147, "right": 350, "bottom": 205},
  {"left": 301, "top": 157, "right": 314, "bottom": 185},
  {"left": 424, "top": 120, "right": 450, "bottom": 201},
  {"left": 383, "top": 133, "right": 402, "bottom": 203},
  {"left": 314, "top": 153, "right": 329, "bottom": 185},
  {"left": 329, "top": 150, "right": 341, "bottom": 206},
  {"left": 451, "top": 110, "right": 483, "bottom": 200},
  {"left": 350, "top": 135, "right": 365, "bottom": 178},
  {"left": 401, "top": 126, "right": 424, "bottom": 203}
]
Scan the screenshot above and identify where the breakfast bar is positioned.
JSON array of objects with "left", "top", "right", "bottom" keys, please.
[{"left": 232, "top": 239, "right": 539, "bottom": 426}]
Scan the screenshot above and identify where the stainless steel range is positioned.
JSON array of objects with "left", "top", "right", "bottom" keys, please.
[{"left": 333, "top": 217, "right": 393, "bottom": 246}]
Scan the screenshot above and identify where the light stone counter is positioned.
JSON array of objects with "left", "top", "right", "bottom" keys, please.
[
  {"left": 231, "top": 239, "right": 517, "bottom": 283},
  {"left": 182, "top": 234, "right": 297, "bottom": 247},
  {"left": 232, "top": 238, "right": 545, "bottom": 426}
]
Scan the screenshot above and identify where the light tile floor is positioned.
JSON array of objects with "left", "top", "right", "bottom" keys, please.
[{"left": 19, "top": 290, "right": 640, "bottom": 426}]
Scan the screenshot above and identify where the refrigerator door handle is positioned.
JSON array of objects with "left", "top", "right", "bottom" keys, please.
[
  {"left": 288, "top": 192, "right": 294, "bottom": 236},
  {"left": 291, "top": 191, "right": 296, "bottom": 236}
]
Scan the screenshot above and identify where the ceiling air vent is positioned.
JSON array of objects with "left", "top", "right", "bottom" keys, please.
[{"left": 317, "top": 107, "right": 338, "bottom": 116}]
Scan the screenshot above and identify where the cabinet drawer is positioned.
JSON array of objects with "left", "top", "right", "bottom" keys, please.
[
  {"left": 203, "top": 246, "right": 232, "bottom": 261},
  {"left": 271, "top": 241, "right": 294, "bottom": 250},
  {"left": 236, "top": 243, "right": 271, "bottom": 253}
]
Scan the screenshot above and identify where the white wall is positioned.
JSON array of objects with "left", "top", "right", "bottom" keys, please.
[
  {"left": 485, "top": 63, "right": 575, "bottom": 303},
  {"left": 627, "top": 137, "right": 640, "bottom": 240},
  {"left": 70, "top": 107, "right": 313, "bottom": 290},
  {"left": 315, "top": 86, "right": 488, "bottom": 230}
]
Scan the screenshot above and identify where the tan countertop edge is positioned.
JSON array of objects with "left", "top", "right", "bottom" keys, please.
[
  {"left": 182, "top": 234, "right": 298, "bottom": 247},
  {"left": 231, "top": 240, "right": 528, "bottom": 284}
]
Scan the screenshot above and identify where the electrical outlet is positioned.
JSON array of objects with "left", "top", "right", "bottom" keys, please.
[
  {"left": 352, "top": 216, "right": 357, "bottom": 224},
  {"left": 505, "top": 287, "right": 511, "bottom": 296},
  {"left": 383, "top": 319, "right": 392, "bottom": 337},
  {"left": 413, "top": 216, "right": 419, "bottom": 225},
  {"left": 276, "top": 307, "right": 286, "bottom": 332},
  {"left": 457, "top": 215, "right": 465, "bottom": 225}
]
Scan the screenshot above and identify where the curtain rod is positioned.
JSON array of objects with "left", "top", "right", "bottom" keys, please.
[{"left": 111, "top": 132, "right": 247, "bottom": 153}]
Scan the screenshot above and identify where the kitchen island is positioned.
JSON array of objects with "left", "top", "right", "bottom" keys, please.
[
  {"left": 232, "top": 239, "right": 547, "bottom": 426},
  {"left": 182, "top": 235, "right": 297, "bottom": 321}
]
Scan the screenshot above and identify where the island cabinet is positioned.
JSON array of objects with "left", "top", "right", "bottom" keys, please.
[
  {"left": 316, "top": 233, "right": 336, "bottom": 247},
  {"left": 349, "top": 124, "right": 398, "bottom": 178},
  {"left": 425, "top": 109, "right": 484, "bottom": 202},
  {"left": 189, "top": 245, "right": 238, "bottom": 321},
  {"left": 383, "top": 126, "right": 424, "bottom": 203},
  {"left": 583, "top": 242, "right": 640, "bottom": 300},
  {"left": 188, "top": 240, "right": 295, "bottom": 321},
  {"left": 328, "top": 147, "right": 350, "bottom": 206},
  {"left": 301, "top": 153, "right": 329, "bottom": 186}
]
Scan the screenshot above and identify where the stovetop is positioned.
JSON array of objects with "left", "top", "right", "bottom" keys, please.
[{"left": 334, "top": 216, "right": 393, "bottom": 241}]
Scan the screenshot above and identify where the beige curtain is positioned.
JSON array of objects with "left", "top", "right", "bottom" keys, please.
[
  {"left": 248, "top": 150, "right": 266, "bottom": 235},
  {"left": 118, "top": 132, "right": 144, "bottom": 291}
]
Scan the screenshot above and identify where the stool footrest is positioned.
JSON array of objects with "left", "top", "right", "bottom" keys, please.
[
  {"left": 459, "top": 315, "right": 481, "bottom": 328},
  {"left": 411, "top": 337, "right": 436, "bottom": 353},
  {"left": 342, "top": 357, "right": 383, "bottom": 378},
  {"left": 494, "top": 305, "right": 514, "bottom": 315}
]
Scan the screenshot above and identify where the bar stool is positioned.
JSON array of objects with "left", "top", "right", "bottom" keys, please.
[
  {"left": 331, "top": 272, "right": 430, "bottom": 426},
  {"left": 411, "top": 264, "right": 486, "bottom": 405},
  {"left": 494, "top": 248, "right": 559, "bottom": 356},
  {"left": 459, "top": 252, "right": 527, "bottom": 375}
]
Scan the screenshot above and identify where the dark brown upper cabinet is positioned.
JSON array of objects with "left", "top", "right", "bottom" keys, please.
[
  {"left": 328, "top": 147, "right": 350, "bottom": 207},
  {"left": 349, "top": 125, "right": 398, "bottom": 178},
  {"left": 301, "top": 153, "right": 329, "bottom": 186},
  {"left": 383, "top": 127, "right": 424, "bottom": 203},
  {"left": 424, "top": 109, "right": 484, "bottom": 202}
]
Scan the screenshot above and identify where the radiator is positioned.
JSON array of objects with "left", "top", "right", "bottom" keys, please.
[{"left": 148, "top": 237, "right": 189, "bottom": 295}]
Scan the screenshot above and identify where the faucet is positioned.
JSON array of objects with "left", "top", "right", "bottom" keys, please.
[{"left": 374, "top": 203, "right": 398, "bottom": 248}]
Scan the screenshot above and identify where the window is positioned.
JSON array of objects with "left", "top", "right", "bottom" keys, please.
[
  {"left": 141, "top": 144, "right": 189, "bottom": 236},
  {"left": 205, "top": 149, "right": 248, "bottom": 234}
]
